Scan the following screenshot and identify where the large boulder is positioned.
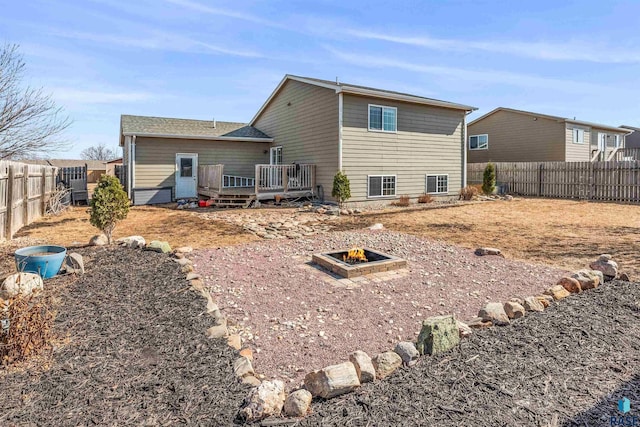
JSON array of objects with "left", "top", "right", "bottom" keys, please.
[
  {"left": 478, "top": 303, "right": 510, "bottom": 326},
  {"left": 571, "top": 270, "right": 601, "bottom": 290},
  {"left": 349, "top": 350, "right": 376, "bottom": 383},
  {"left": 89, "top": 234, "right": 108, "bottom": 246},
  {"left": 117, "top": 235, "right": 146, "bottom": 249},
  {"left": 416, "top": 315, "right": 461, "bottom": 355},
  {"left": 239, "top": 380, "right": 286, "bottom": 422},
  {"left": 304, "top": 362, "right": 360, "bottom": 399},
  {"left": 64, "top": 253, "right": 84, "bottom": 275},
  {"left": 372, "top": 351, "right": 403, "bottom": 379},
  {"left": 146, "top": 240, "right": 172, "bottom": 254},
  {"left": 1, "top": 273, "right": 44, "bottom": 299},
  {"left": 589, "top": 255, "right": 618, "bottom": 280},
  {"left": 284, "top": 389, "right": 312, "bottom": 418}
]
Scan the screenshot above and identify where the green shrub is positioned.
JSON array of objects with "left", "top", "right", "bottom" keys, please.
[
  {"left": 331, "top": 171, "right": 351, "bottom": 208},
  {"left": 89, "top": 175, "right": 130, "bottom": 244},
  {"left": 482, "top": 163, "right": 496, "bottom": 195}
]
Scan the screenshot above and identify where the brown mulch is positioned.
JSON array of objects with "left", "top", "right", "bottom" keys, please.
[
  {"left": 299, "top": 280, "right": 640, "bottom": 426},
  {"left": 0, "top": 247, "right": 248, "bottom": 426}
]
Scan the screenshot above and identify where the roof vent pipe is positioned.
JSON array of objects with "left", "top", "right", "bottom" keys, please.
[{"left": 213, "top": 117, "right": 216, "bottom": 128}]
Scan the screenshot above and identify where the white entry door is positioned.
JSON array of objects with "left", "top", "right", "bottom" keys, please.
[
  {"left": 269, "top": 146, "right": 282, "bottom": 188},
  {"left": 175, "top": 153, "right": 198, "bottom": 199}
]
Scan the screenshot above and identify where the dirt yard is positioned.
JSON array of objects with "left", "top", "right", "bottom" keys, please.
[{"left": 16, "top": 198, "right": 640, "bottom": 277}]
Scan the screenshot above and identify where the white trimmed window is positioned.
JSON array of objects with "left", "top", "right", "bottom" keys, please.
[
  {"left": 426, "top": 174, "right": 448, "bottom": 194},
  {"left": 368, "top": 175, "right": 396, "bottom": 197},
  {"left": 469, "top": 134, "right": 488, "bottom": 150},
  {"left": 368, "top": 105, "right": 397, "bottom": 132},
  {"left": 573, "top": 128, "right": 585, "bottom": 144}
]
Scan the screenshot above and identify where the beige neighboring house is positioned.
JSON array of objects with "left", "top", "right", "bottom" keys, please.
[
  {"left": 105, "top": 158, "right": 123, "bottom": 175},
  {"left": 25, "top": 159, "right": 107, "bottom": 183},
  {"left": 120, "top": 74, "right": 476, "bottom": 205},
  {"left": 467, "top": 107, "right": 631, "bottom": 163}
]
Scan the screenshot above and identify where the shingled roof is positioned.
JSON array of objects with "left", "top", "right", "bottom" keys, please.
[{"left": 120, "top": 115, "right": 272, "bottom": 145}]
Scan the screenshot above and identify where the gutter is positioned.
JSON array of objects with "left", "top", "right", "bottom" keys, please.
[
  {"left": 338, "top": 91, "right": 343, "bottom": 171},
  {"left": 121, "top": 132, "right": 274, "bottom": 143}
]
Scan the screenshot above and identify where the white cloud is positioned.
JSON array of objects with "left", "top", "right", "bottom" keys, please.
[
  {"left": 162, "top": 0, "right": 285, "bottom": 29},
  {"left": 346, "top": 29, "right": 640, "bottom": 64},
  {"left": 51, "top": 88, "right": 154, "bottom": 104},
  {"left": 325, "top": 46, "right": 610, "bottom": 94}
]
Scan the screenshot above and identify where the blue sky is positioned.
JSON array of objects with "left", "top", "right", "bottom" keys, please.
[{"left": 2, "top": 0, "right": 639, "bottom": 158}]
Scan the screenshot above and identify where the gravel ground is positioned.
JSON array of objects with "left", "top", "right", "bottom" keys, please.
[
  {"left": 299, "top": 280, "right": 640, "bottom": 426},
  {"left": 192, "top": 230, "right": 568, "bottom": 387},
  {"left": 0, "top": 247, "right": 248, "bottom": 426}
]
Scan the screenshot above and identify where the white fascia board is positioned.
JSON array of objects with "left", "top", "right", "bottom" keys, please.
[
  {"left": 340, "top": 86, "right": 476, "bottom": 111},
  {"left": 122, "top": 132, "right": 273, "bottom": 143}
]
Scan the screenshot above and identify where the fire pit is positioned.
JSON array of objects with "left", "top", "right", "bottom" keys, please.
[{"left": 312, "top": 247, "right": 407, "bottom": 279}]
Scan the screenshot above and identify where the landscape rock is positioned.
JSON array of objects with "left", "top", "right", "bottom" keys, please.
[
  {"left": 89, "top": 234, "right": 108, "bottom": 246},
  {"left": 571, "top": 270, "right": 601, "bottom": 290},
  {"left": 474, "top": 247, "right": 503, "bottom": 257},
  {"left": 589, "top": 255, "right": 618, "bottom": 279},
  {"left": 557, "top": 277, "right": 582, "bottom": 293},
  {"left": 174, "top": 257, "right": 193, "bottom": 266},
  {"left": 304, "top": 362, "right": 360, "bottom": 399},
  {"left": 175, "top": 246, "right": 193, "bottom": 254},
  {"left": 478, "top": 302, "right": 510, "bottom": 326},
  {"left": 1, "top": 273, "right": 44, "bottom": 299},
  {"left": 239, "top": 348, "right": 254, "bottom": 361},
  {"left": 146, "top": 240, "right": 172, "bottom": 254},
  {"left": 544, "top": 285, "right": 571, "bottom": 300},
  {"left": 117, "top": 235, "right": 146, "bottom": 249},
  {"left": 181, "top": 264, "right": 194, "bottom": 273},
  {"left": 394, "top": 341, "right": 420, "bottom": 366},
  {"left": 369, "top": 223, "right": 384, "bottom": 230},
  {"left": 467, "top": 317, "right": 492, "bottom": 329},
  {"left": 206, "top": 324, "right": 228, "bottom": 339},
  {"left": 284, "top": 389, "right": 312, "bottom": 417},
  {"left": 522, "top": 296, "right": 545, "bottom": 312},
  {"left": 64, "top": 253, "right": 85, "bottom": 275},
  {"left": 457, "top": 320, "right": 473, "bottom": 338},
  {"left": 185, "top": 272, "right": 200, "bottom": 280},
  {"left": 416, "top": 315, "right": 461, "bottom": 355},
  {"left": 241, "top": 375, "right": 262, "bottom": 387},
  {"left": 372, "top": 351, "right": 402, "bottom": 379},
  {"left": 503, "top": 301, "right": 526, "bottom": 319},
  {"left": 349, "top": 350, "right": 376, "bottom": 383},
  {"left": 619, "top": 272, "right": 631, "bottom": 282},
  {"left": 233, "top": 356, "right": 255, "bottom": 378},
  {"left": 239, "top": 380, "right": 286, "bottom": 422},
  {"left": 227, "top": 334, "right": 241, "bottom": 350},
  {"left": 536, "top": 294, "right": 554, "bottom": 308}
]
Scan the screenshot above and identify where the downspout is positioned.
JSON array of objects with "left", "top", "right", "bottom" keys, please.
[
  {"left": 338, "top": 91, "right": 343, "bottom": 171},
  {"left": 131, "top": 135, "right": 136, "bottom": 201},
  {"left": 462, "top": 111, "right": 472, "bottom": 188}
]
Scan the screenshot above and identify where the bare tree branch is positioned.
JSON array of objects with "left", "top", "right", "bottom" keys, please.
[
  {"left": 0, "top": 43, "right": 71, "bottom": 159},
  {"left": 80, "top": 143, "right": 119, "bottom": 161}
]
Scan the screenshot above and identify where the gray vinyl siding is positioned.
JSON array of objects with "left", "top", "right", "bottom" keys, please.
[
  {"left": 590, "top": 127, "right": 627, "bottom": 159},
  {"left": 467, "top": 110, "right": 566, "bottom": 162},
  {"left": 253, "top": 80, "right": 339, "bottom": 200},
  {"left": 565, "top": 124, "right": 592, "bottom": 161},
  {"left": 341, "top": 94, "right": 464, "bottom": 202},
  {"left": 134, "top": 137, "right": 270, "bottom": 191},
  {"left": 625, "top": 129, "right": 640, "bottom": 148}
]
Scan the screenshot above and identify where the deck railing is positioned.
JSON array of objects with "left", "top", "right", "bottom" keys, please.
[
  {"left": 612, "top": 147, "right": 640, "bottom": 161},
  {"left": 255, "top": 164, "right": 315, "bottom": 194}
]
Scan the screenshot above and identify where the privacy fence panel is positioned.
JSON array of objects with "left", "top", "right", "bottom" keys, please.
[
  {"left": 0, "top": 161, "right": 57, "bottom": 240},
  {"left": 468, "top": 161, "right": 640, "bottom": 203}
]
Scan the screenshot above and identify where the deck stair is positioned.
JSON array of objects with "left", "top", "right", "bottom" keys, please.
[{"left": 206, "top": 193, "right": 255, "bottom": 208}]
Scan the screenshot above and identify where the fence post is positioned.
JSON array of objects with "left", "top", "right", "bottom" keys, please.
[
  {"left": 41, "top": 167, "right": 47, "bottom": 215},
  {"left": 537, "top": 163, "right": 543, "bottom": 197},
  {"left": 6, "top": 164, "right": 14, "bottom": 239},
  {"left": 23, "top": 164, "right": 29, "bottom": 225}
]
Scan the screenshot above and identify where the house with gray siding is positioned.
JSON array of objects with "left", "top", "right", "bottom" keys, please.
[
  {"left": 120, "top": 75, "right": 476, "bottom": 205},
  {"left": 467, "top": 107, "right": 631, "bottom": 164},
  {"left": 620, "top": 125, "right": 640, "bottom": 149}
]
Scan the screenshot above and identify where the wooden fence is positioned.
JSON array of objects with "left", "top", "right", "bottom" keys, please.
[
  {"left": 467, "top": 161, "right": 640, "bottom": 203},
  {"left": 0, "top": 161, "right": 58, "bottom": 240}
]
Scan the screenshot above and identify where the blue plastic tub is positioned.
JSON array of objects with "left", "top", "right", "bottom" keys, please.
[{"left": 14, "top": 245, "right": 67, "bottom": 279}]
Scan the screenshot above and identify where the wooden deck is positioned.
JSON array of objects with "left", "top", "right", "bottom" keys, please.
[{"left": 198, "top": 163, "right": 316, "bottom": 206}]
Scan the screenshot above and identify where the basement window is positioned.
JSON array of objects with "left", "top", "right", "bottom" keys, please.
[
  {"left": 426, "top": 174, "right": 449, "bottom": 194},
  {"left": 368, "top": 175, "right": 396, "bottom": 197}
]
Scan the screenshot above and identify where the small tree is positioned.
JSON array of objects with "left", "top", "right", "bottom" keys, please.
[
  {"left": 81, "top": 144, "right": 118, "bottom": 161},
  {"left": 331, "top": 171, "right": 351, "bottom": 208},
  {"left": 89, "top": 175, "right": 129, "bottom": 244},
  {"left": 482, "top": 162, "right": 496, "bottom": 195}
]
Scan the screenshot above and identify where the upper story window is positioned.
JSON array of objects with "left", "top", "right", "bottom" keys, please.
[
  {"left": 368, "top": 105, "right": 397, "bottom": 132},
  {"left": 469, "top": 134, "right": 488, "bottom": 150},
  {"left": 573, "top": 128, "right": 585, "bottom": 144}
]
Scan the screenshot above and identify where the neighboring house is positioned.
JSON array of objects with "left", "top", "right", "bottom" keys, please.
[
  {"left": 120, "top": 75, "right": 476, "bottom": 205},
  {"left": 467, "top": 107, "right": 631, "bottom": 163},
  {"left": 105, "top": 158, "right": 123, "bottom": 176},
  {"left": 620, "top": 126, "right": 640, "bottom": 149}
]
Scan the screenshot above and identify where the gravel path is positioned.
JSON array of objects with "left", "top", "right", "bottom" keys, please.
[
  {"left": 0, "top": 247, "right": 248, "bottom": 426},
  {"left": 192, "top": 230, "right": 568, "bottom": 387},
  {"left": 299, "top": 280, "right": 640, "bottom": 426}
]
